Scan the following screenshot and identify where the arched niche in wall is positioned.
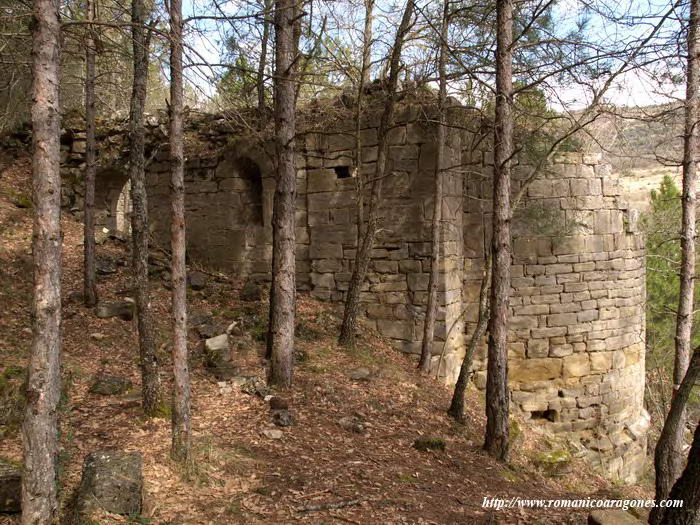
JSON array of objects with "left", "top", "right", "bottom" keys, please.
[
  {"left": 192, "top": 139, "right": 275, "bottom": 278},
  {"left": 94, "top": 167, "right": 131, "bottom": 236},
  {"left": 219, "top": 139, "right": 275, "bottom": 229}
]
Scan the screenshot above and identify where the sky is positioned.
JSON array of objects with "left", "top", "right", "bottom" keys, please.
[{"left": 177, "top": 0, "right": 687, "bottom": 110}]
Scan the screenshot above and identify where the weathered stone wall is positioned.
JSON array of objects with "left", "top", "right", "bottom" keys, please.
[
  {"left": 302, "top": 104, "right": 465, "bottom": 372},
  {"left": 464, "top": 152, "right": 648, "bottom": 483},
  {"left": 144, "top": 141, "right": 279, "bottom": 283},
  {"left": 57, "top": 105, "right": 467, "bottom": 370},
  {"left": 53, "top": 98, "right": 648, "bottom": 483}
]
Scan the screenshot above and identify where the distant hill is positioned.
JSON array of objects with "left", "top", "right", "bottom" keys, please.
[{"left": 582, "top": 103, "right": 684, "bottom": 173}]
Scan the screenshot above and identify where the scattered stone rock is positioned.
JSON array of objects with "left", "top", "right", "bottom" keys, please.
[
  {"left": 8, "top": 191, "right": 31, "bottom": 209},
  {"left": 89, "top": 375, "right": 132, "bottom": 396},
  {"left": 262, "top": 429, "right": 283, "bottom": 439},
  {"left": 211, "top": 366, "right": 239, "bottom": 381},
  {"left": 108, "top": 231, "right": 128, "bottom": 243},
  {"left": 66, "top": 290, "right": 84, "bottom": 304},
  {"left": 271, "top": 409, "right": 294, "bottom": 427},
  {"left": 189, "top": 309, "right": 213, "bottom": 328},
  {"left": 74, "top": 450, "right": 143, "bottom": 518},
  {"left": 349, "top": 367, "right": 371, "bottom": 381},
  {"left": 413, "top": 436, "right": 446, "bottom": 451},
  {"left": 588, "top": 510, "right": 643, "bottom": 525},
  {"left": 187, "top": 271, "right": 206, "bottom": 291},
  {"left": 203, "top": 334, "right": 239, "bottom": 379},
  {"left": 230, "top": 375, "right": 252, "bottom": 387},
  {"left": 196, "top": 323, "right": 219, "bottom": 339},
  {"left": 534, "top": 449, "right": 572, "bottom": 476},
  {"left": 217, "top": 381, "right": 233, "bottom": 395},
  {"left": 205, "top": 334, "right": 229, "bottom": 354},
  {"left": 147, "top": 252, "right": 168, "bottom": 268},
  {"left": 90, "top": 332, "right": 107, "bottom": 341},
  {"left": 241, "top": 376, "right": 270, "bottom": 398},
  {"left": 226, "top": 320, "right": 243, "bottom": 336},
  {"left": 0, "top": 460, "right": 21, "bottom": 513},
  {"left": 240, "top": 280, "right": 262, "bottom": 302},
  {"left": 95, "top": 300, "right": 134, "bottom": 321},
  {"left": 96, "top": 257, "right": 118, "bottom": 275},
  {"left": 339, "top": 415, "right": 364, "bottom": 433},
  {"left": 95, "top": 230, "right": 109, "bottom": 245}
]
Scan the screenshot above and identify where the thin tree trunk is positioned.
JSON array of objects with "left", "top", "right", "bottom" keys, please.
[
  {"left": 353, "top": 0, "right": 374, "bottom": 246},
  {"left": 169, "top": 0, "right": 190, "bottom": 461},
  {"left": 484, "top": 0, "right": 513, "bottom": 462},
  {"left": 338, "top": 0, "right": 414, "bottom": 348},
  {"left": 129, "top": 0, "right": 160, "bottom": 416},
  {"left": 266, "top": 243, "right": 276, "bottom": 359},
  {"left": 418, "top": 0, "right": 448, "bottom": 373},
  {"left": 360, "top": 0, "right": 374, "bottom": 87},
  {"left": 22, "top": 0, "right": 61, "bottom": 522},
  {"left": 83, "top": 0, "right": 98, "bottom": 307},
  {"left": 257, "top": 0, "right": 272, "bottom": 118},
  {"left": 659, "top": 421, "right": 700, "bottom": 525},
  {"left": 268, "top": 0, "right": 298, "bottom": 388},
  {"left": 448, "top": 255, "right": 491, "bottom": 422},
  {"left": 652, "top": 0, "right": 700, "bottom": 515},
  {"left": 650, "top": 348, "right": 700, "bottom": 524}
]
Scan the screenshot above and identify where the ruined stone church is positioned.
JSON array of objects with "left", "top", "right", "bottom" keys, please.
[{"left": 57, "top": 92, "right": 648, "bottom": 483}]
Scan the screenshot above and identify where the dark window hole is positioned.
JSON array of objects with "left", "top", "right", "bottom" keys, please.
[
  {"left": 334, "top": 166, "right": 352, "bottom": 179},
  {"left": 530, "top": 409, "right": 557, "bottom": 422}
]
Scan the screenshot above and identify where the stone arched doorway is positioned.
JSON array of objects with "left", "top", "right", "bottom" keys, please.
[{"left": 94, "top": 168, "right": 131, "bottom": 236}]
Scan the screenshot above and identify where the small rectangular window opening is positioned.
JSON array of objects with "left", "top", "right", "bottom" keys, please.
[{"left": 334, "top": 166, "right": 353, "bottom": 179}]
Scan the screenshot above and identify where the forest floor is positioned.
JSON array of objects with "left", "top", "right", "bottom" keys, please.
[{"left": 0, "top": 152, "right": 654, "bottom": 524}]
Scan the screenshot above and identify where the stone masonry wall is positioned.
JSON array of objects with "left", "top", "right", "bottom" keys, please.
[
  {"left": 464, "top": 152, "right": 648, "bottom": 483},
  {"left": 53, "top": 99, "right": 648, "bottom": 483},
  {"left": 303, "top": 104, "right": 465, "bottom": 375}
]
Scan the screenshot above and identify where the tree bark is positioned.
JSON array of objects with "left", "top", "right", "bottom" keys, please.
[
  {"left": 484, "top": 0, "right": 513, "bottom": 462},
  {"left": 652, "top": 0, "right": 700, "bottom": 515},
  {"left": 418, "top": 0, "right": 448, "bottom": 373},
  {"left": 651, "top": 347, "right": 700, "bottom": 524},
  {"left": 360, "top": 0, "right": 374, "bottom": 87},
  {"left": 338, "top": 0, "right": 414, "bottom": 348},
  {"left": 129, "top": 0, "right": 160, "bottom": 416},
  {"left": 659, "top": 421, "right": 700, "bottom": 525},
  {"left": 448, "top": 256, "right": 491, "bottom": 422},
  {"left": 83, "top": 0, "right": 98, "bottom": 307},
  {"left": 257, "top": 0, "right": 272, "bottom": 118},
  {"left": 22, "top": 0, "right": 62, "bottom": 522},
  {"left": 268, "top": 0, "right": 298, "bottom": 388},
  {"left": 169, "top": 0, "right": 190, "bottom": 461},
  {"left": 353, "top": 0, "right": 374, "bottom": 246}
]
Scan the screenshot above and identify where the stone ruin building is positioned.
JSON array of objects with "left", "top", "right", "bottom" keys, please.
[{"left": 55, "top": 92, "right": 648, "bottom": 483}]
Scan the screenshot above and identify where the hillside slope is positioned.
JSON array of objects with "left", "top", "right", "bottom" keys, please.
[{"left": 0, "top": 151, "right": 650, "bottom": 524}]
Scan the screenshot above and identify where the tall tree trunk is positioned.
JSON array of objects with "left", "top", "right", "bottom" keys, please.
[
  {"left": 169, "top": 0, "right": 190, "bottom": 461},
  {"left": 83, "top": 0, "right": 98, "bottom": 307},
  {"left": 22, "top": 0, "right": 61, "bottom": 522},
  {"left": 484, "top": 0, "right": 513, "bottom": 462},
  {"left": 448, "top": 255, "right": 491, "bottom": 421},
  {"left": 338, "top": 0, "right": 414, "bottom": 348},
  {"left": 659, "top": 421, "right": 700, "bottom": 525},
  {"left": 360, "top": 0, "right": 374, "bottom": 87},
  {"left": 652, "top": 0, "right": 700, "bottom": 516},
  {"left": 257, "top": 0, "right": 272, "bottom": 118},
  {"left": 268, "top": 0, "right": 298, "bottom": 388},
  {"left": 129, "top": 0, "right": 160, "bottom": 416},
  {"left": 418, "top": 0, "right": 448, "bottom": 373},
  {"left": 353, "top": 0, "right": 374, "bottom": 246},
  {"left": 651, "top": 348, "right": 700, "bottom": 524}
]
